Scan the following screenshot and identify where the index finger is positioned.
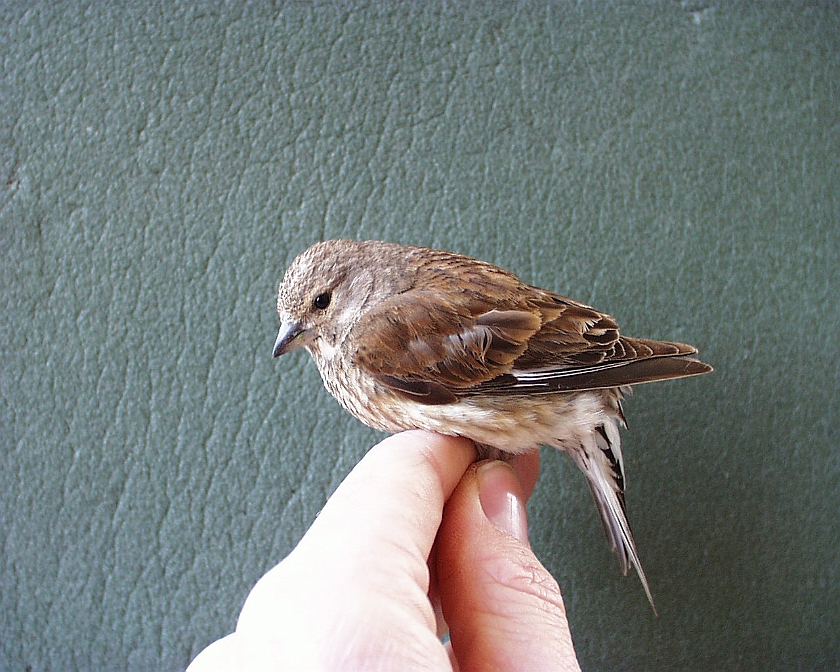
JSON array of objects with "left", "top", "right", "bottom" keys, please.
[
  {"left": 296, "top": 429, "right": 477, "bottom": 582},
  {"left": 232, "top": 431, "right": 476, "bottom": 665}
]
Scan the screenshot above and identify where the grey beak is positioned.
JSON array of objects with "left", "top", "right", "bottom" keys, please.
[{"left": 273, "top": 321, "right": 306, "bottom": 358}]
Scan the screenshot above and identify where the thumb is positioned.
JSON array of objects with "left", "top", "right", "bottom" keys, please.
[{"left": 436, "top": 459, "right": 581, "bottom": 672}]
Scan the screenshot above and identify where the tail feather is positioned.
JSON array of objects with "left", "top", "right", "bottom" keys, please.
[{"left": 570, "top": 422, "right": 657, "bottom": 613}]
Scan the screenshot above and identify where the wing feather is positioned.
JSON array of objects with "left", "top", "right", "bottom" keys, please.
[
  {"left": 350, "top": 255, "right": 711, "bottom": 403},
  {"left": 353, "top": 291, "right": 542, "bottom": 388}
]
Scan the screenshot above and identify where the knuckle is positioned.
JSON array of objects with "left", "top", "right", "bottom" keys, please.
[{"left": 487, "top": 548, "right": 567, "bottom": 614}]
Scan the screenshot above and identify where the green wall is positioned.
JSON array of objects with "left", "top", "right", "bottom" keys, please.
[{"left": 2, "top": 2, "right": 838, "bottom": 669}]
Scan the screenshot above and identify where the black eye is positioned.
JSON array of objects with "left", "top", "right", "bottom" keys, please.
[{"left": 313, "top": 292, "right": 331, "bottom": 310}]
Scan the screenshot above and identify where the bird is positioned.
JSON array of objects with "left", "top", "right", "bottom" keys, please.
[{"left": 272, "top": 239, "right": 712, "bottom": 610}]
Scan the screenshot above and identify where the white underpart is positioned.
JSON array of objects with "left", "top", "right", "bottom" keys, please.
[
  {"left": 317, "top": 340, "right": 340, "bottom": 362},
  {"left": 390, "top": 391, "right": 611, "bottom": 456}
]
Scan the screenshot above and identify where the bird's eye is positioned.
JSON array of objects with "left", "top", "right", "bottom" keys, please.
[{"left": 313, "top": 292, "right": 332, "bottom": 310}]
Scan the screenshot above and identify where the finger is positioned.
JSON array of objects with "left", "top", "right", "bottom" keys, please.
[
  {"left": 429, "top": 451, "right": 540, "bottom": 638},
  {"left": 187, "top": 634, "right": 238, "bottom": 672},
  {"left": 505, "top": 450, "right": 541, "bottom": 500},
  {"left": 234, "top": 430, "right": 476, "bottom": 670},
  {"left": 436, "top": 460, "right": 581, "bottom": 672}
]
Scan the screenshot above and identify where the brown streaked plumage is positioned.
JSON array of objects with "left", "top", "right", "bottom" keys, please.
[{"left": 272, "top": 239, "right": 712, "bottom": 611}]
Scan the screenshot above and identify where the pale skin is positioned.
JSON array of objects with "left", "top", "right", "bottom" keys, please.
[{"left": 188, "top": 430, "right": 580, "bottom": 671}]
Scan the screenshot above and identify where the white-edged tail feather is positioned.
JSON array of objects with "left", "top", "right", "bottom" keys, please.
[{"left": 570, "top": 421, "right": 657, "bottom": 613}]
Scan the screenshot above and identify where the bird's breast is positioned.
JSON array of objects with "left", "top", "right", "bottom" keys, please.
[{"left": 312, "top": 351, "right": 621, "bottom": 456}]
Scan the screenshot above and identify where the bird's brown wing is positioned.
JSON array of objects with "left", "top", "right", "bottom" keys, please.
[
  {"left": 477, "top": 291, "right": 713, "bottom": 395},
  {"left": 353, "top": 283, "right": 711, "bottom": 405},
  {"left": 352, "top": 289, "right": 543, "bottom": 403}
]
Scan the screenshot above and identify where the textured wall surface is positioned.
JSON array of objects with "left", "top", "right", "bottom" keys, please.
[{"left": 2, "top": 2, "right": 838, "bottom": 669}]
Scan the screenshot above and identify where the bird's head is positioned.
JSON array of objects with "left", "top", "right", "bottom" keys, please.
[{"left": 273, "top": 240, "right": 407, "bottom": 360}]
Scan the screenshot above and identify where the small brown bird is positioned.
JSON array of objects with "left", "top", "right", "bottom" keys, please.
[{"left": 273, "top": 239, "right": 712, "bottom": 609}]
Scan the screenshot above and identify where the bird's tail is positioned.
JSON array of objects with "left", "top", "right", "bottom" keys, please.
[{"left": 570, "top": 419, "right": 657, "bottom": 613}]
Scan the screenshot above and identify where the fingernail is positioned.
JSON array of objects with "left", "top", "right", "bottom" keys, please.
[{"left": 477, "top": 461, "right": 530, "bottom": 545}]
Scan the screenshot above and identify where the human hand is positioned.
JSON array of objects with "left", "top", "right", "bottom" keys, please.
[{"left": 188, "top": 430, "right": 580, "bottom": 671}]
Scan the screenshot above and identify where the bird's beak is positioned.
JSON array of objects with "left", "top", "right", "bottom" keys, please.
[{"left": 272, "top": 320, "right": 308, "bottom": 358}]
